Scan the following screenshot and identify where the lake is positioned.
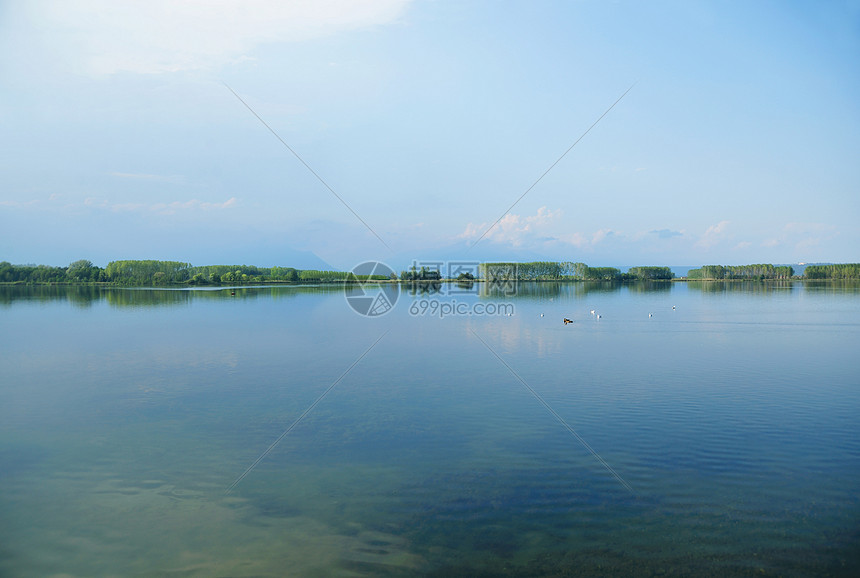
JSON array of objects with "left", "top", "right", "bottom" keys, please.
[{"left": 1, "top": 281, "right": 858, "bottom": 576}]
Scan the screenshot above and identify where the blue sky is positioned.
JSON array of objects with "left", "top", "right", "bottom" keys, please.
[{"left": 1, "top": 0, "right": 858, "bottom": 270}]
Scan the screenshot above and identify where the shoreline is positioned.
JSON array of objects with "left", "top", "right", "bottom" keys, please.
[{"left": 0, "top": 278, "right": 846, "bottom": 288}]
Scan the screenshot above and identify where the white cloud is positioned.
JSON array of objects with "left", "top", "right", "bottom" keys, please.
[
  {"left": 19, "top": 0, "right": 411, "bottom": 75},
  {"left": 558, "top": 231, "right": 588, "bottom": 248},
  {"left": 591, "top": 228, "right": 618, "bottom": 245},
  {"left": 783, "top": 222, "right": 837, "bottom": 235},
  {"left": 696, "top": 220, "right": 730, "bottom": 248},
  {"left": 783, "top": 222, "right": 838, "bottom": 254},
  {"left": 0, "top": 199, "right": 41, "bottom": 208},
  {"left": 458, "top": 206, "right": 561, "bottom": 247},
  {"left": 649, "top": 228, "right": 684, "bottom": 239},
  {"left": 458, "top": 221, "right": 485, "bottom": 240},
  {"left": 705, "top": 220, "right": 729, "bottom": 235},
  {"left": 85, "top": 196, "right": 238, "bottom": 214},
  {"left": 6, "top": 193, "right": 236, "bottom": 216},
  {"left": 110, "top": 172, "right": 185, "bottom": 183}
]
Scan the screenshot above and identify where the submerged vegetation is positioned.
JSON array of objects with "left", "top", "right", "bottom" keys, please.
[{"left": 1, "top": 259, "right": 858, "bottom": 286}]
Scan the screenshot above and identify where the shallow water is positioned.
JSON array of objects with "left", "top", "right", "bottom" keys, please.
[{"left": 1, "top": 281, "right": 858, "bottom": 576}]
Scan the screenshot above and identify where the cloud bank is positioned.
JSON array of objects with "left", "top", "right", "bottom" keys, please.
[
  {"left": 16, "top": 0, "right": 412, "bottom": 75},
  {"left": 459, "top": 206, "right": 562, "bottom": 247}
]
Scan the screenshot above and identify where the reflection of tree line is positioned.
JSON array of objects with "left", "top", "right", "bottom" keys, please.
[
  {"left": 685, "top": 281, "right": 794, "bottom": 294},
  {"left": 106, "top": 290, "right": 193, "bottom": 308},
  {"left": 403, "top": 281, "right": 643, "bottom": 299},
  {"left": 0, "top": 285, "right": 347, "bottom": 307},
  {"left": 0, "top": 285, "right": 108, "bottom": 308},
  {"left": 4, "top": 279, "right": 856, "bottom": 307},
  {"left": 796, "top": 280, "right": 860, "bottom": 294},
  {"left": 380, "top": 280, "right": 678, "bottom": 304},
  {"left": 684, "top": 280, "right": 860, "bottom": 294},
  {"left": 478, "top": 280, "right": 672, "bottom": 300}
]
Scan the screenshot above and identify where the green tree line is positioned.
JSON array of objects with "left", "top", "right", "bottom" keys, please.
[
  {"left": 1, "top": 260, "right": 104, "bottom": 283},
  {"left": 5, "top": 259, "right": 859, "bottom": 285},
  {"left": 804, "top": 264, "right": 860, "bottom": 279},
  {"left": 400, "top": 266, "right": 442, "bottom": 281},
  {"left": 686, "top": 264, "right": 794, "bottom": 280},
  {"left": 626, "top": 266, "right": 675, "bottom": 280},
  {"left": 478, "top": 262, "right": 673, "bottom": 281},
  {"left": 479, "top": 261, "right": 576, "bottom": 280},
  {"left": 0, "top": 260, "right": 359, "bottom": 286},
  {"left": 105, "top": 260, "right": 193, "bottom": 285}
]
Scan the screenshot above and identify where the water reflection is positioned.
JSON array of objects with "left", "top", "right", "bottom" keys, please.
[
  {"left": 2, "top": 278, "right": 859, "bottom": 577},
  {"left": 802, "top": 280, "right": 860, "bottom": 294},
  {"left": 478, "top": 280, "right": 672, "bottom": 299},
  {"left": 107, "top": 288, "right": 193, "bottom": 308},
  {"left": 403, "top": 281, "right": 444, "bottom": 296},
  {"left": 625, "top": 280, "right": 673, "bottom": 294},
  {"left": 685, "top": 280, "right": 797, "bottom": 294},
  {"left": 0, "top": 284, "right": 110, "bottom": 307},
  {"left": 0, "top": 284, "right": 347, "bottom": 308},
  {"left": 3, "top": 280, "right": 857, "bottom": 309}
]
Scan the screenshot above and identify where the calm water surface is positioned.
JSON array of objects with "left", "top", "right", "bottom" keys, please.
[{"left": 1, "top": 281, "right": 858, "bottom": 576}]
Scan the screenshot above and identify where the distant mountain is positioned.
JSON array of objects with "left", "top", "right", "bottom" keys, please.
[
  {"left": 388, "top": 240, "right": 566, "bottom": 273},
  {"left": 278, "top": 248, "right": 334, "bottom": 271},
  {"left": 378, "top": 241, "right": 828, "bottom": 279},
  {"left": 189, "top": 246, "right": 335, "bottom": 271},
  {"left": 387, "top": 241, "right": 698, "bottom": 278},
  {"left": 247, "top": 247, "right": 334, "bottom": 271}
]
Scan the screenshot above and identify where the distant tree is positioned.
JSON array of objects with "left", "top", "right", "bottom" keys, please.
[
  {"left": 628, "top": 266, "right": 674, "bottom": 280},
  {"left": 105, "top": 260, "right": 191, "bottom": 285},
  {"left": 805, "top": 264, "right": 860, "bottom": 279},
  {"left": 585, "top": 267, "right": 621, "bottom": 281},
  {"left": 66, "top": 259, "right": 99, "bottom": 281},
  {"left": 692, "top": 264, "right": 796, "bottom": 280},
  {"left": 571, "top": 262, "right": 589, "bottom": 279},
  {"left": 0, "top": 261, "right": 14, "bottom": 282}
]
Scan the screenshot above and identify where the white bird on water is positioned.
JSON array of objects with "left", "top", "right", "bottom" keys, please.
[{"left": 590, "top": 309, "right": 595, "bottom": 315}]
